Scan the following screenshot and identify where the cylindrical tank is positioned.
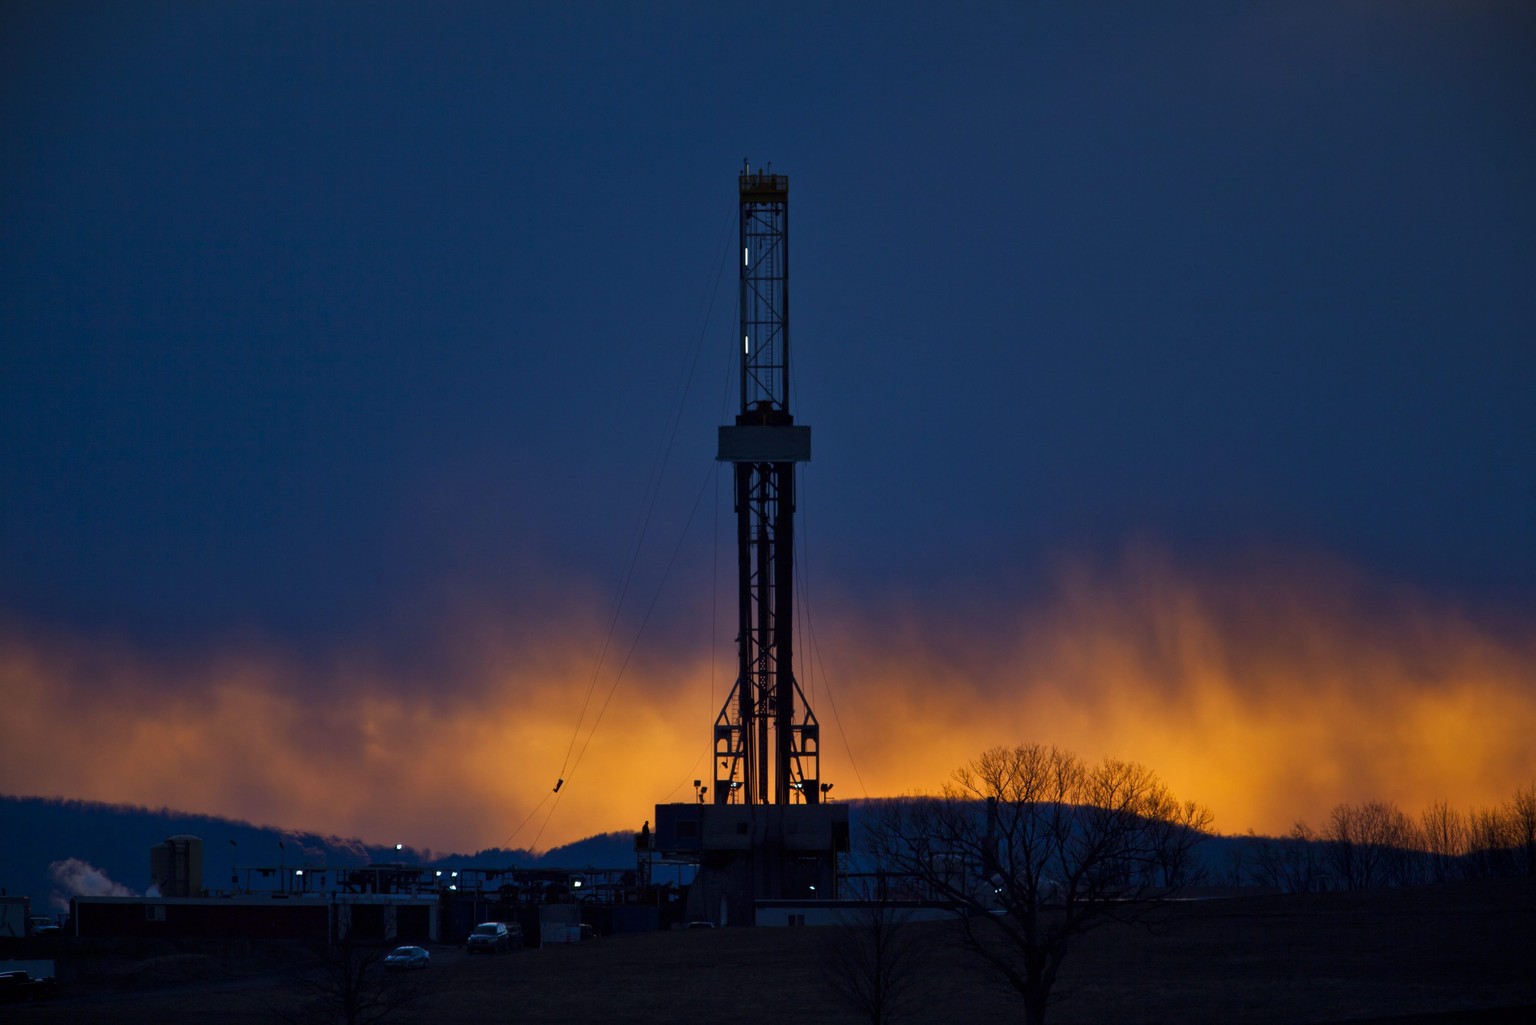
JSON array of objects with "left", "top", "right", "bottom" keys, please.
[{"left": 149, "top": 835, "right": 204, "bottom": 897}]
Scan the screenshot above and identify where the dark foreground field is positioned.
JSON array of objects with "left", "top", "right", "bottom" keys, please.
[{"left": 13, "top": 877, "right": 1535, "bottom": 1024}]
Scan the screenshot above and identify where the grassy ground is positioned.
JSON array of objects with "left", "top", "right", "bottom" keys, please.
[{"left": 11, "top": 876, "right": 1534, "bottom": 1024}]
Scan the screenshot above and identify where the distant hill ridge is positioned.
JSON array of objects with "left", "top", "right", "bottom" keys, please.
[
  {"left": 4, "top": 794, "right": 1285, "bottom": 914},
  {"left": 0, "top": 794, "right": 637, "bottom": 912}
]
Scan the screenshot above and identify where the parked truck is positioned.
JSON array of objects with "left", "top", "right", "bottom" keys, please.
[{"left": 538, "top": 904, "right": 581, "bottom": 946}]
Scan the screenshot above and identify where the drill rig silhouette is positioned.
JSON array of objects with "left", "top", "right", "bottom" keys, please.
[{"left": 651, "top": 164, "right": 849, "bottom": 925}]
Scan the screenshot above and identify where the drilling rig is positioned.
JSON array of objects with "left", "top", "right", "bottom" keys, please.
[{"left": 650, "top": 164, "right": 849, "bottom": 925}]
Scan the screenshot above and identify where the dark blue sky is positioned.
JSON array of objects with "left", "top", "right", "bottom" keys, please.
[{"left": 4, "top": 1, "right": 1534, "bottom": 657}]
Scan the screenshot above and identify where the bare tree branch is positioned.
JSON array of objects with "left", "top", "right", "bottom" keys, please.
[{"left": 864, "top": 744, "right": 1211, "bottom": 1025}]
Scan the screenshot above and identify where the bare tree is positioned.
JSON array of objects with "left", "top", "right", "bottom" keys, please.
[
  {"left": 1246, "top": 822, "right": 1327, "bottom": 894},
  {"left": 282, "top": 935, "right": 427, "bottom": 1025},
  {"left": 1144, "top": 792, "right": 1214, "bottom": 887},
  {"left": 1419, "top": 801, "right": 1468, "bottom": 884},
  {"left": 821, "top": 876, "right": 929, "bottom": 1025},
  {"left": 1465, "top": 804, "right": 1515, "bottom": 878},
  {"left": 1508, "top": 783, "right": 1536, "bottom": 876},
  {"left": 1221, "top": 834, "right": 1249, "bottom": 887},
  {"left": 1323, "top": 804, "right": 1363, "bottom": 889},
  {"left": 864, "top": 744, "right": 1211, "bottom": 1025},
  {"left": 1324, "top": 800, "right": 1417, "bottom": 890}
]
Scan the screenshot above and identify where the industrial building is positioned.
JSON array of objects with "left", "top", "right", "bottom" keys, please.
[
  {"left": 71, "top": 893, "right": 438, "bottom": 944},
  {"left": 63, "top": 833, "right": 660, "bottom": 945}
]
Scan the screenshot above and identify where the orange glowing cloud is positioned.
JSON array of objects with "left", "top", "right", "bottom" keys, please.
[
  {"left": 2, "top": 547, "right": 1533, "bottom": 852},
  {"left": 807, "top": 548, "right": 1536, "bottom": 834},
  {"left": 0, "top": 617, "right": 718, "bottom": 855}
]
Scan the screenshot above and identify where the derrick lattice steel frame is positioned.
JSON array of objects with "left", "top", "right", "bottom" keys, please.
[{"left": 712, "top": 167, "right": 821, "bottom": 807}]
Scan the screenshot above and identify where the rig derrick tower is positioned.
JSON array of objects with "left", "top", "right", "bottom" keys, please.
[
  {"left": 713, "top": 163, "right": 820, "bottom": 809},
  {"left": 650, "top": 164, "right": 848, "bottom": 926}
]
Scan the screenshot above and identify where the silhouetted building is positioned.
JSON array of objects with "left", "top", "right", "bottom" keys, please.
[{"left": 70, "top": 893, "right": 440, "bottom": 943}]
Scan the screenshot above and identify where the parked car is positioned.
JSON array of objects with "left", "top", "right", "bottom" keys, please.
[
  {"left": 466, "top": 921, "right": 511, "bottom": 953},
  {"left": 382, "top": 946, "right": 430, "bottom": 971},
  {"left": 0, "top": 971, "right": 60, "bottom": 1002}
]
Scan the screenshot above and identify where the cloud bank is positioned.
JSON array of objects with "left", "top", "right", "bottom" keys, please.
[{"left": 4, "top": 549, "right": 1532, "bottom": 853}]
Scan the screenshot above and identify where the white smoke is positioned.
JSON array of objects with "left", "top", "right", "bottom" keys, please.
[{"left": 48, "top": 857, "right": 138, "bottom": 911}]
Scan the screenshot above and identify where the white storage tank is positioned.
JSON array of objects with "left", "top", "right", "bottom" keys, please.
[{"left": 149, "top": 835, "right": 204, "bottom": 897}]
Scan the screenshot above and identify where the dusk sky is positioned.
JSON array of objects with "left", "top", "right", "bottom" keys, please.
[{"left": 3, "top": 2, "right": 1534, "bottom": 855}]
